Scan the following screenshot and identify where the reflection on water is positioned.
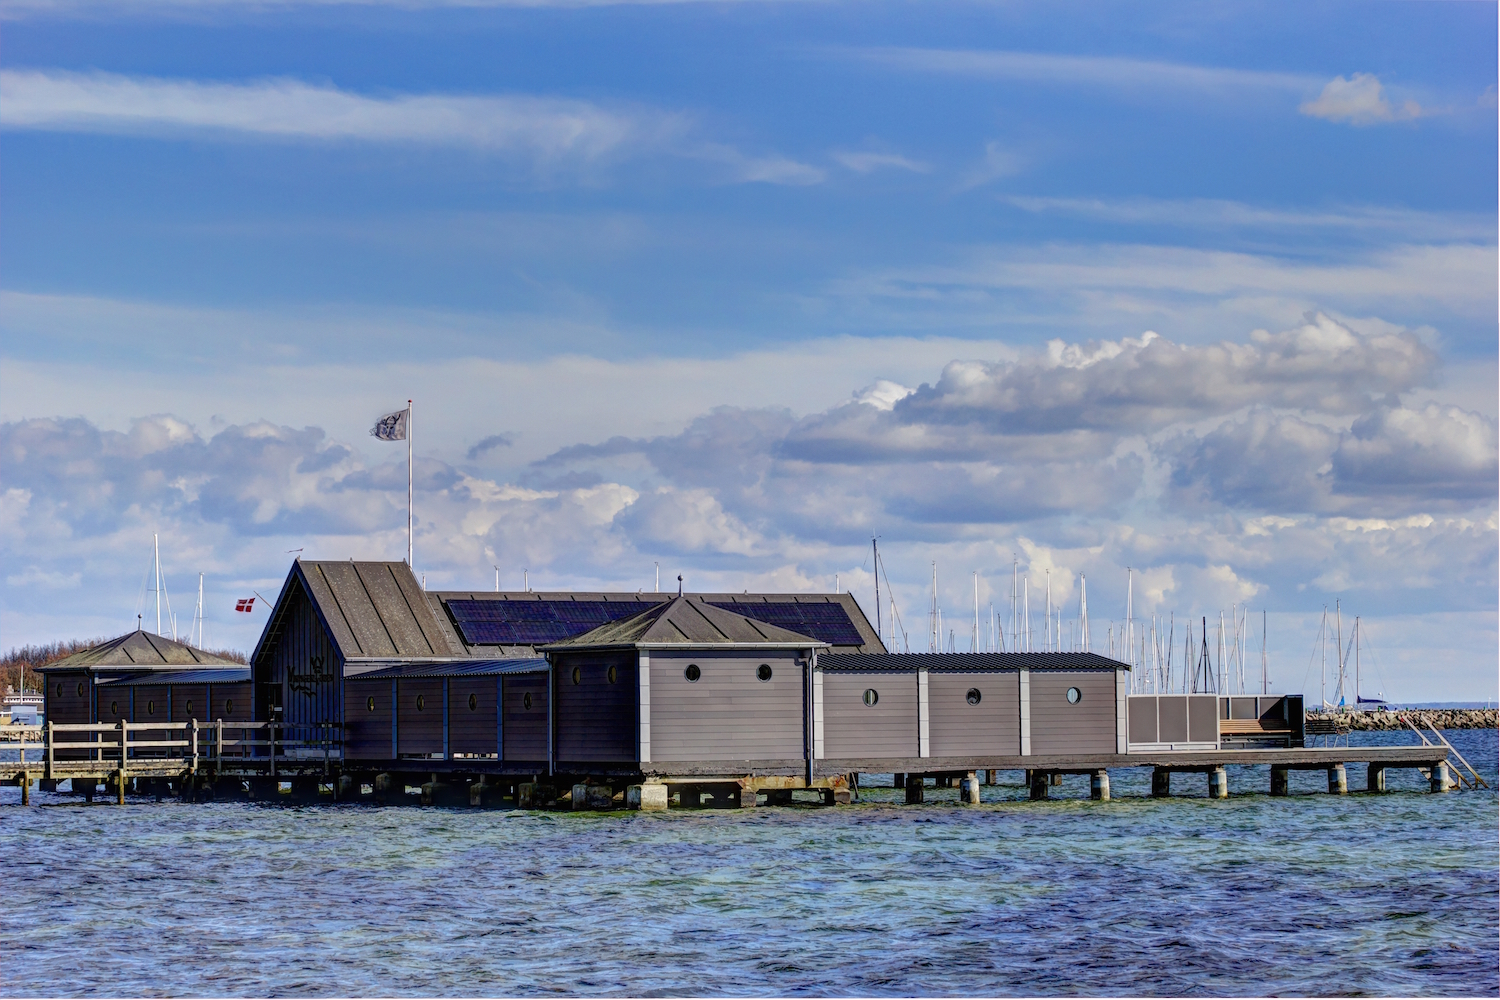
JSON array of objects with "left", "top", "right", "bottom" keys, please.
[{"left": 3, "top": 730, "right": 1496, "bottom": 997}]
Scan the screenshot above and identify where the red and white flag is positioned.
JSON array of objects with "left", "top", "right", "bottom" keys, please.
[{"left": 235, "top": 598, "right": 255, "bottom": 613}]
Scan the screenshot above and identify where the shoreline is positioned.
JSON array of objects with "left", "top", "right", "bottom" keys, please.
[{"left": 1307, "top": 708, "right": 1498, "bottom": 731}]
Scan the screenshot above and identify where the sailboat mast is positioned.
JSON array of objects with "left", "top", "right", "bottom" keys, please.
[
  {"left": 1079, "top": 574, "right": 1088, "bottom": 653},
  {"left": 1261, "top": 609, "right": 1268, "bottom": 695},
  {"left": 1045, "top": 570, "right": 1051, "bottom": 652},
  {"left": 873, "top": 538, "right": 881, "bottom": 638},
  {"left": 154, "top": 532, "right": 162, "bottom": 636}
]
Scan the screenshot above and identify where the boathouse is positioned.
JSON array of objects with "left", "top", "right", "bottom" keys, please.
[{"left": 38, "top": 631, "right": 249, "bottom": 758}]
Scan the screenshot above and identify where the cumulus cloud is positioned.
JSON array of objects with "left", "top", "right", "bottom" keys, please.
[
  {"left": 1333, "top": 404, "right": 1498, "bottom": 500},
  {"left": 1300, "top": 73, "right": 1422, "bottom": 125}
]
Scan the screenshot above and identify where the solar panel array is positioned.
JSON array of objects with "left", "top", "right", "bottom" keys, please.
[
  {"left": 707, "top": 602, "right": 865, "bottom": 646},
  {"left": 446, "top": 600, "right": 650, "bottom": 646}
]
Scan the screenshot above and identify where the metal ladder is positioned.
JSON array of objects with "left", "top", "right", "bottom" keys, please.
[{"left": 1400, "top": 713, "right": 1488, "bottom": 790}]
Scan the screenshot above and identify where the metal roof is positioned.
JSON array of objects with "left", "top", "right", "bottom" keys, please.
[
  {"left": 543, "top": 596, "right": 827, "bottom": 650},
  {"left": 347, "top": 658, "right": 548, "bottom": 679},
  {"left": 817, "top": 652, "right": 1130, "bottom": 671},
  {"left": 97, "top": 667, "right": 252, "bottom": 687},
  {"left": 40, "top": 631, "right": 244, "bottom": 671},
  {"left": 253, "top": 560, "right": 465, "bottom": 665}
]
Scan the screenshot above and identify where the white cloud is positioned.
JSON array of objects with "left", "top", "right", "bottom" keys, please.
[
  {"left": 832, "top": 150, "right": 930, "bottom": 174},
  {"left": 854, "top": 47, "right": 1317, "bottom": 95},
  {"left": 1300, "top": 73, "right": 1422, "bottom": 125}
]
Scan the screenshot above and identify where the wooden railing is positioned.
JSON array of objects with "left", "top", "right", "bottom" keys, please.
[{"left": 0, "top": 720, "right": 342, "bottom": 778}]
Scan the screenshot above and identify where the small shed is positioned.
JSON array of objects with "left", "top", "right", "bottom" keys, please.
[{"left": 542, "top": 595, "right": 826, "bottom": 770}]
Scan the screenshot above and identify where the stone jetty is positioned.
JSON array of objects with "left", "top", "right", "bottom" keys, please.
[{"left": 1307, "top": 708, "right": 1497, "bottom": 731}]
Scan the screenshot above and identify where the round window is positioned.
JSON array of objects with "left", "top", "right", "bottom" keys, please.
[
  {"left": 367, "top": 696, "right": 376, "bottom": 712},
  {"left": 77, "top": 681, "right": 86, "bottom": 697},
  {"left": 571, "top": 666, "right": 582, "bottom": 685},
  {"left": 684, "top": 664, "right": 701, "bottom": 682},
  {"left": 1066, "top": 686, "right": 1082, "bottom": 704},
  {"left": 523, "top": 693, "right": 533, "bottom": 711},
  {"left": 757, "top": 664, "right": 773, "bottom": 682},
  {"left": 416, "top": 694, "right": 426, "bottom": 711},
  {"left": 224, "top": 699, "right": 234, "bottom": 716},
  {"left": 110, "top": 701, "right": 119, "bottom": 717},
  {"left": 147, "top": 700, "right": 156, "bottom": 716},
  {"left": 862, "top": 688, "right": 879, "bottom": 707},
  {"left": 185, "top": 700, "right": 194, "bottom": 715},
  {"left": 607, "top": 666, "right": 618, "bottom": 685},
  {"left": 468, "top": 693, "right": 478, "bottom": 711},
  {"left": 966, "top": 688, "right": 982, "bottom": 706},
  {"left": 56, "top": 682, "right": 63, "bottom": 697}
]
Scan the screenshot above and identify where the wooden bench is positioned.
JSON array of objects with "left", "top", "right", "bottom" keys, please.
[{"left": 1219, "top": 719, "right": 1293, "bottom": 736}]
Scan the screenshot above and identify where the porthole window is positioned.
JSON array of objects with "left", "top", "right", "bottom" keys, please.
[
  {"left": 185, "top": 700, "right": 194, "bottom": 715},
  {"left": 862, "top": 688, "right": 879, "bottom": 707},
  {"left": 966, "top": 688, "right": 982, "bottom": 706},
  {"left": 468, "top": 693, "right": 478, "bottom": 711},
  {"left": 110, "top": 701, "right": 119, "bottom": 717},
  {"left": 367, "top": 696, "right": 376, "bottom": 712},
  {"left": 224, "top": 699, "right": 234, "bottom": 716},
  {"left": 416, "top": 694, "right": 426, "bottom": 711},
  {"left": 522, "top": 693, "right": 533, "bottom": 711},
  {"left": 1066, "top": 686, "right": 1082, "bottom": 704},
  {"left": 756, "top": 664, "right": 773, "bottom": 682},
  {"left": 571, "top": 666, "right": 582, "bottom": 685},
  {"left": 147, "top": 700, "right": 156, "bottom": 716},
  {"left": 607, "top": 666, "right": 618, "bottom": 685},
  {"left": 77, "top": 681, "right": 86, "bottom": 697},
  {"left": 684, "top": 664, "right": 701, "bottom": 682}
]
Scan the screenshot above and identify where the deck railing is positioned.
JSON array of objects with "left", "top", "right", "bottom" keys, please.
[{"left": 0, "top": 720, "right": 342, "bottom": 778}]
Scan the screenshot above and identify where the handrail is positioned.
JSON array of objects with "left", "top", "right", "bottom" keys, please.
[
  {"left": 2, "top": 719, "right": 344, "bottom": 777},
  {"left": 1399, "top": 712, "right": 1485, "bottom": 790}
]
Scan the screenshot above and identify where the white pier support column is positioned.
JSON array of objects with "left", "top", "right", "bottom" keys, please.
[
  {"left": 1430, "top": 760, "right": 1452, "bottom": 793},
  {"left": 627, "top": 782, "right": 668, "bottom": 811},
  {"left": 1090, "top": 770, "right": 1111, "bottom": 801},
  {"left": 1327, "top": 763, "right": 1347, "bottom": 795},
  {"left": 959, "top": 772, "right": 981, "bottom": 805},
  {"left": 1208, "top": 767, "right": 1228, "bottom": 799}
]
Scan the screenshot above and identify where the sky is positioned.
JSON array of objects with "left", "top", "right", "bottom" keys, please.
[{"left": 0, "top": 0, "right": 1495, "bottom": 702}]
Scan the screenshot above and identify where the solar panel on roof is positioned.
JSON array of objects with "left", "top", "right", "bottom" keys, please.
[
  {"left": 708, "top": 602, "right": 865, "bottom": 646},
  {"left": 445, "top": 599, "right": 651, "bottom": 646}
]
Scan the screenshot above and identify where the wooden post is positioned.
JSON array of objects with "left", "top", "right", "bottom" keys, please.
[
  {"left": 1029, "top": 771, "right": 1049, "bottom": 800},
  {"left": 1208, "top": 767, "right": 1228, "bottom": 799},
  {"left": 190, "top": 719, "right": 199, "bottom": 777},
  {"left": 115, "top": 769, "right": 126, "bottom": 805},
  {"left": 215, "top": 719, "right": 223, "bottom": 772},
  {"left": 1151, "top": 767, "right": 1170, "bottom": 798},
  {"left": 19, "top": 774, "right": 30, "bottom": 806},
  {"left": 893, "top": 772, "right": 905, "bottom": 789},
  {"left": 1366, "top": 763, "right": 1385, "bottom": 793},
  {"left": 45, "top": 721, "right": 55, "bottom": 780},
  {"left": 1327, "top": 763, "right": 1347, "bottom": 795},
  {"left": 117, "top": 720, "right": 128, "bottom": 802},
  {"left": 1090, "top": 770, "right": 1110, "bottom": 801},
  {"left": 1270, "top": 766, "right": 1289, "bottom": 796},
  {"left": 904, "top": 776, "right": 923, "bottom": 804}
]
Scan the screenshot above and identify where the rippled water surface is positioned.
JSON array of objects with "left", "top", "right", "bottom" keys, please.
[{"left": 4, "top": 730, "right": 1497, "bottom": 997}]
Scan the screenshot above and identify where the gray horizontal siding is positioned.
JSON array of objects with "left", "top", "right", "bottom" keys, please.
[
  {"left": 649, "top": 653, "right": 803, "bottom": 762},
  {"left": 1029, "top": 671, "right": 1116, "bottom": 754},
  {"left": 928, "top": 671, "right": 1020, "bottom": 757},
  {"left": 823, "top": 671, "right": 917, "bottom": 758}
]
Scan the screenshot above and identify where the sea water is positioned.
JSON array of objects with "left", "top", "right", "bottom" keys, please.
[{"left": 3, "top": 729, "right": 1496, "bottom": 997}]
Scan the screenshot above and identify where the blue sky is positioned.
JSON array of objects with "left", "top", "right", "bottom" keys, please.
[{"left": 1, "top": 1, "right": 1495, "bottom": 700}]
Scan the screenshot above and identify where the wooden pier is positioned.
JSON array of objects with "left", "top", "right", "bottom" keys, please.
[{"left": 3, "top": 722, "right": 1469, "bottom": 808}]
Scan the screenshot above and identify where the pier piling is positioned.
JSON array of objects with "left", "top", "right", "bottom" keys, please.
[
  {"left": 1151, "top": 768, "right": 1170, "bottom": 798},
  {"left": 1366, "top": 764, "right": 1385, "bottom": 793},
  {"left": 1029, "top": 771, "right": 1049, "bottom": 800},
  {"left": 1208, "top": 767, "right": 1228, "bottom": 799},
  {"left": 1430, "top": 760, "right": 1451, "bottom": 793},
  {"left": 960, "top": 772, "right": 981, "bottom": 804},
  {"left": 1327, "top": 764, "right": 1347, "bottom": 795},
  {"left": 626, "top": 783, "right": 668, "bottom": 811},
  {"left": 1270, "top": 766, "right": 1288, "bottom": 796},
  {"left": 904, "top": 777, "right": 924, "bottom": 804},
  {"left": 1090, "top": 770, "right": 1110, "bottom": 801}
]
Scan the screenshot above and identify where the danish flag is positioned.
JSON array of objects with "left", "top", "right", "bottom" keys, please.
[{"left": 235, "top": 598, "right": 255, "bottom": 613}]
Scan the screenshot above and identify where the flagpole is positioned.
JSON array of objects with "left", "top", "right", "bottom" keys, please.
[{"left": 408, "top": 399, "right": 414, "bottom": 571}]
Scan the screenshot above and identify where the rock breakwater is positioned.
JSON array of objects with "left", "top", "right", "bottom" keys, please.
[{"left": 1307, "top": 708, "right": 1497, "bottom": 731}]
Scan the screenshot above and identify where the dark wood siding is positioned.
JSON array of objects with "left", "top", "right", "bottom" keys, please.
[
  {"left": 131, "top": 685, "right": 170, "bottom": 744},
  {"left": 171, "top": 684, "right": 209, "bottom": 724},
  {"left": 101, "top": 689, "right": 129, "bottom": 725},
  {"left": 450, "top": 677, "right": 499, "bottom": 758},
  {"left": 1029, "top": 670, "right": 1116, "bottom": 754},
  {"left": 254, "top": 575, "right": 344, "bottom": 739},
  {"left": 502, "top": 675, "right": 548, "bottom": 762},
  {"left": 344, "top": 678, "right": 394, "bottom": 759},
  {"left": 45, "top": 671, "right": 93, "bottom": 759},
  {"left": 554, "top": 654, "right": 637, "bottom": 764},
  {"left": 929, "top": 671, "right": 1020, "bottom": 757},
  {"left": 397, "top": 679, "right": 444, "bottom": 757},
  {"left": 823, "top": 671, "right": 918, "bottom": 758},
  {"left": 649, "top": 652, "right": 803, "bottom": 762},
  {"left": 207, "top": 683, "right": 252, "bottom": 723}
]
